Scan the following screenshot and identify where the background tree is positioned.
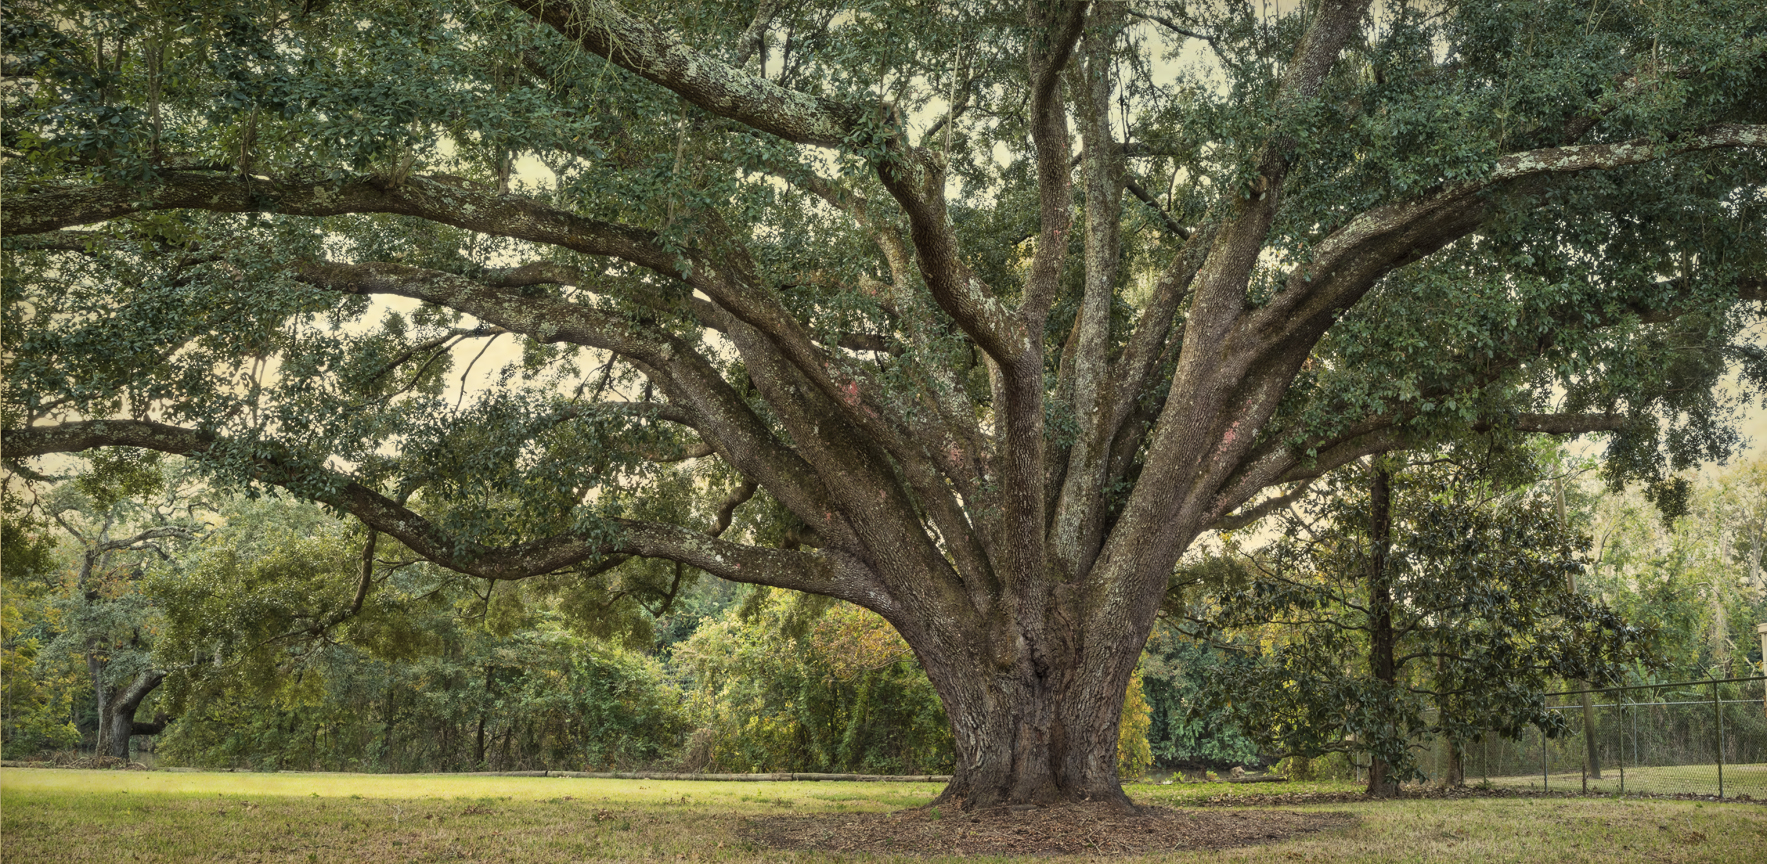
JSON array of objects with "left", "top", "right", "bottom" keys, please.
[
  {"left": 21, "top": 452, "right": 207, "bottom": 759},
  {"left": 5, "top": 0, "right": 1765, "bottom": 807},
  {"left": 1, "top": 489, "right": 81, "bottom": 757},
  {"left": 1139, "top": 587, "right": 1265, "bottom": 774},
  {"left": 1183, "top": 445, "right": 1650, "bottom": 796},
  {"left": 142, "top": 492, "right": 692, "bottom": 771},
  {"left": 672, "top": 592, "right": 956, "bottom": 775},
  {"left": 1584, "top": 460, "right": 1767, "bottom": 681}
]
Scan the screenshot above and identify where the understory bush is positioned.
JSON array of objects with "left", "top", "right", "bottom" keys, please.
[
  {"left": 673, "top": 595, "right": 954, "bottom": 775},
  {"left": 156, "top": 632, "right": 687, "bottom": 772}
]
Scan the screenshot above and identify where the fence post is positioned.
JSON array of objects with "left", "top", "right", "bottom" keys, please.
[
  {"left": 1580, "top": 686, "right": 1600, "bottom": 780},
  {"left": 1542, "top": 696, "right": 1549, "bottom": 792},
  {"left": 1713, "top": 679, "right": 1723, "bottom": 800}
]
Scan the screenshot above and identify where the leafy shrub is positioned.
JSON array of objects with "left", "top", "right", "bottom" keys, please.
[
  {"left": 674, "top": 594, "right": 953, "bottom": 774},
  {"left": 1117, "top": 671, "right": 1153, "bottom": 780}
]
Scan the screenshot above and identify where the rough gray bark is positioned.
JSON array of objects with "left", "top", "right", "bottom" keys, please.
[{"left": 103, "top": 670, "right": 169, "bottom": 760}]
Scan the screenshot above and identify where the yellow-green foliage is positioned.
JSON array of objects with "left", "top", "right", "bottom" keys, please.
[
  {"left": 0, "top": 601, "right": 80, "bottom": 755},
  {"left": 674, "top": 595, "right": 952, "bottom": 774},
  {"left": 1117, "top": 670, "right": 1153, "bottom": 780},
  {"left": 0, "top": 506, "right": 81, "bottom": 757}
]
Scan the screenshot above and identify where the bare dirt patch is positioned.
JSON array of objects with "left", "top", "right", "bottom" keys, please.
[{"left": 748, "top": 802, "right": 1357, "bottom": 857}]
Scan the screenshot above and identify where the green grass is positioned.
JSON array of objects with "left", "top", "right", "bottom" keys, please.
[
  {"left": 4, "top": 767, "right": 1764, "bottom": 862},
  {"left": 1129, "top": 778, "right": 1365, "bottom": 805},
  {"left": 0, "top": 767, "right": 941, "bottom": 809},
  {"left": 1487, "top": 763, "right": 1767, "bottom": 798}
]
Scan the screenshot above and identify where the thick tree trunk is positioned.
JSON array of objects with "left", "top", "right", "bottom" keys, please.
[
  {"left": 929, "top": 671, "right": 1136, "bottom": 809},
  {"left": 104, "top": 670, "right": 167, "bottom": 760},
  {"left": 912, "top": 598, "right": 1150, "bottom": 811},
  {"left": 1366, "top": 464, "right": 1401, "bottom": 798}
]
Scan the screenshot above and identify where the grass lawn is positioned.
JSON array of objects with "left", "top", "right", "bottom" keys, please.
[
  {"left": 1486, "top": 763, "right": 1767, "bottom": 799},
  {"left": 2, "top": 767, "right": 1763, "bottom": 862}
]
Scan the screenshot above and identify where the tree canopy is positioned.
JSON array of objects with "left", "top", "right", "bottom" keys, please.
[{"left": 4, "top": 0, "right": 1765, "bottom": 807}]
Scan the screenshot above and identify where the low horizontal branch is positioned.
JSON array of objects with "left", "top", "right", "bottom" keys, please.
[
  {"left": 1, "top": 420, "right": 843, "bottom": 594},
  {"left": 2, "top": 172, "right": 694, "bottom": 288}
]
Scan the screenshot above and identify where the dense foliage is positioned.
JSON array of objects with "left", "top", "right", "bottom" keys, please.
[
  {"left": 0, "top": 498, "right": 79, "bottom": 756},
  {"left": 1584, "top": 459, "right": 1767, "bottom": 681},
  {"left": 1149, "top": 446, "right": 1767, "bottom": 784},
  {"left": 4, "top": 0, "right": 1764, "bottom": 804},
  {"left": 4, "top": 449, "right": 1765, "bottom": 778},
  {"left": 145, "top": 493, "right": 690, "bottom": 771},
  {"left": 673, "top": 593, "right": 954, "bottom": 775},
  {"left": 1139, "top": 627, "right": 1263, "bottom": 770},
  {"left": 3, "top": 463, "right": 1168, "bottom": 775}
]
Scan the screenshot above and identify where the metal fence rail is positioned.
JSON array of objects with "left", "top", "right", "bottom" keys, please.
[{"left": 1416, "top": 675, "right": 1767, "bottom": 800}]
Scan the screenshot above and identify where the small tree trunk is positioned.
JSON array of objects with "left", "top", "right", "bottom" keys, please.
[
  {"left": 1556, "top": 478, "right": 1601, "bottom": 781},
  {"left": 1366, "top": 755, "right": 1399, "bottom": 797},
  {"left": 382, "top": 685, "right": 397, "bottom": 770},
  {"left": 1443, "top": 738, "right": 1465, "bottom": 787},
  {"left": 1580, "top": 690, "right": 1601, "bottom": 780},
  {"left": 88, "top": 653, "right": 110, "bottom": 758},
  {"left": 1366, "top": 463, "right": 1401, "bottom": 798},
  {"left": 475, "top": 664, "right": 491, "bottom": 768}
]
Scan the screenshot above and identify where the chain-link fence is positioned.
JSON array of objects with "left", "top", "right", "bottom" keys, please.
[{"left": 1412, "top": 675, "right": 1767, "bottom": 799}]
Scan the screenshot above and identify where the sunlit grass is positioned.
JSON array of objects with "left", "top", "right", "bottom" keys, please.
[
  {"left": 1487, "top": 763, "right": 1767, "bottom": 798},
  {"left": 4, "top": 767, "right": 1763, "bottom": 862},
  {"left": 1130, "top": 778, "right": 1365, "bottom": 806},
  {"left": 0, "top": 767, "right": 942, "bottom": 809}
]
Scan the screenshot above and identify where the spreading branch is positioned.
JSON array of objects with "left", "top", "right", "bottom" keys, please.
[
  {"left": 2, "top": 420, "right": 865, "bottom": 599},
  {"left": 507, "top": 0, "right": 862, "bottom": 149}
]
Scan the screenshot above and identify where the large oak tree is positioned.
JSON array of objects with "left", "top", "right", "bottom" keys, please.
[{"left": 3, "top": 0, "right": 1765, "bottom": 807}]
